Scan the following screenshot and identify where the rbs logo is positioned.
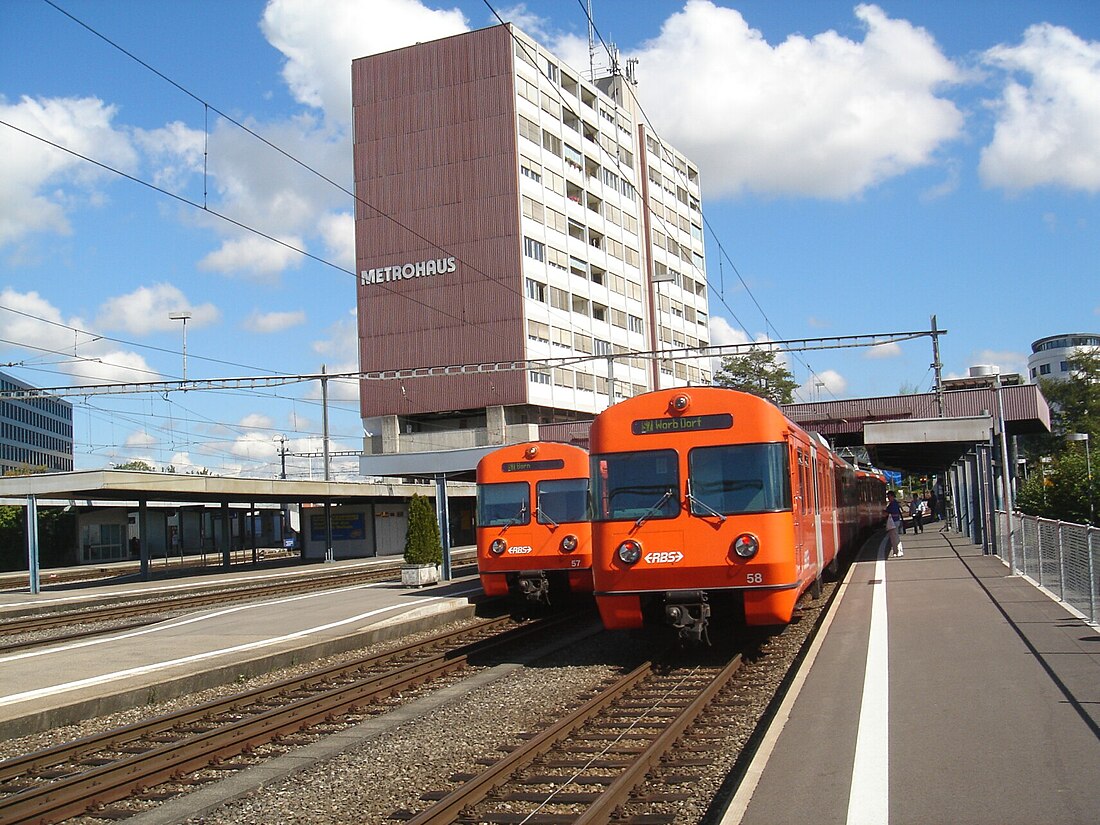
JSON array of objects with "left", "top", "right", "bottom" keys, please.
[
  {"left": 644, "top": 551, "right": 684, "bottom": 564},
  {"left": 507, "top": 546, "right": 534, "bottom": 555}
]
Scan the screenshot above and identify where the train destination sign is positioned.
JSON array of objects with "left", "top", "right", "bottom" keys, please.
[
  {"left": 502, "top": 459, "right": 566, "bottom": 472},
  {"left": 631, "top": 413, "right": 733, "bottom": 435},
  {"left": 359, "top": 255, "right": 457, "bottom": 286}
]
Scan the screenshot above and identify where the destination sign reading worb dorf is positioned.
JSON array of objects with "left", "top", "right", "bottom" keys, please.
[{"left": 631, "top": 413, "right": 733, "bottom": 435}]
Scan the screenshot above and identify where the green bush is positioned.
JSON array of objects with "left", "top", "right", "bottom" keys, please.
[{"left": 403, "top": 494, "right": 442, "bottom": 565}]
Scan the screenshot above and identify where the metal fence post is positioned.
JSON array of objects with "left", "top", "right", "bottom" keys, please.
[
  {"left": 1057, "top": 522, "right": 1066, "bottom": 602},
  {"left": 1088, "top": 527, "right": 1097, "bottom": 624},
  {"left": 1037, "top": 521, "right": 1044, "bottom": 588}
]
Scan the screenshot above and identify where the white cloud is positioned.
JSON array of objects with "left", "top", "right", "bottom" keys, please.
[
  {"left": 620, "top": 2, "right": 963, "bottom": 199},
  {"left": 796, "top": 369, "right": 848, "bottom": 402},
  {"left": 979, "top": 24, "right": 1100, "bottom": 193},
  {"left": 240, "top": 413, "right": 277, "bottom": 430},
  {"left": 316, "top": 211, "right": 354, "bottom": 270},
  {"left": 96, "top": 283, "right": 220, "bottom": 335},
  {"left": 198, "top": 233, "right": 304, "bottom": 280},
  {"left": 260, "top": 0, "right": 468, "bottom": 130},
  {"left": 0, "top": 288, "right": 158, "bottom": 384},
  {"left": 0, "top": 95, "right": 138, "bottom": 247},
  {"left": 125, "top": 430, "right": 157, "bottom": 448},
  {"left": 133, "top": 120, "right": 207, "bottom": 190},
  {"left": 866, "top": 342, "right": 902, "bottom": 359},
  {"left": 971, "top": 349, "right": 1028, "bottom": 377},
  {"left": 244, "top": 309, "right": 307, "bottom": 334},
  {"left": 708, "top": 315, "right": 752, "bottom": 348}
]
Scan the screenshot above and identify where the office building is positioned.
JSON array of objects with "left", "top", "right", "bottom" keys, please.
[
  {"left": 0, "top": 370, "right": 74, "bottom": 474},
  {"left": 352, "top": 24, "right": 709, "bottom": 464}
]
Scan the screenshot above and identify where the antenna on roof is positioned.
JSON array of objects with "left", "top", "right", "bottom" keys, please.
[{"left": 588, "top": 0, "right": 595, "bottom": 81}]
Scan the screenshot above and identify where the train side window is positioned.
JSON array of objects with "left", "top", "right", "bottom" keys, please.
[{"left": 477, "top": 482, "right": 531, "bottom": 527}]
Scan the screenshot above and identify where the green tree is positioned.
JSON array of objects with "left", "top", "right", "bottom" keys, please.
[
  {"left": 1016, "top": 448, "right": 1096, "bottom": 526},
  {"left": 1016, "top": 352, "right": 1100, "bottom": 525},
  {"left": 113, "top": 460, "right": 155, "bottom": 471},
  {"left": 0, "top": 505, "right": 78, "bottom": 572},
  {"left": 1039, "top": 350, "right": 1100, "bottom": 441},
  {"left": 403, "top": 494, "right": 442, "bottom": 566},
  {"left": 712, "top": 348, "right": 799, "bottom": 405}
]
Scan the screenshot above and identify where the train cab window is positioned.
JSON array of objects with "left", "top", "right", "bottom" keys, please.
[
  {"left": 591, "top": 450, "right": 680, "bottom": 522},
  {"left": 687, "top": 442, "right": 791, "bottom": 515},
  {"left": 477, "top": 482, "right": 531, "bottom": 527},
  {"left": 537, "top": 478, "right": 589, "bottom": 524}
]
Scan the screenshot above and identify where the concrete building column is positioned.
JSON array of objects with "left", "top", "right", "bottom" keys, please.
[
  {"left": 381, "top": 415, "right": 400, "bottom": 454},
  {"left": 487, "top": 405, "right": 506, "bottom": 445}
]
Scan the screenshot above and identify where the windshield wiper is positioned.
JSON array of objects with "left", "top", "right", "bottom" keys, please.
[
  {"left": 686, "top": 480, "right": 726, "bottom": 523},
  {"left": 502, "top": 503, "right": 527, "bottom": 530},
  {"left": 635, "top": 489, "right": 673, "bottom": 528},
  {"left": 535, "top": 504, "right": 558, "bottom": 528}
]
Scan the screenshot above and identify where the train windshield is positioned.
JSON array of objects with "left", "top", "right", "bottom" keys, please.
[
  {"left": 477, "top": 482, "right": 531, "bottom": 527},
  {"left": 688, "top": 442, "right": 791, "bottom": 515},
  {"left": 590, "top": 450, "right": 680, "bottom": 522},
  {"left": 536, "top": 478, "right": 589, "bottom": 525}
]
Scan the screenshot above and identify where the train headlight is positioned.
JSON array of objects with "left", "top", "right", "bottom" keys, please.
[
  {"left": 670, "top": 393, "right": 691, "bottom": 411},
  {"left": 490, "top": 538, "right": 507, "bottom": 555},
  {"left": 617, "top": 539, "right": 642, "bottom": 564},
  {"left": 560, "top": 534, "right": 579, "bottom": 553},
  {"left": 731, "top": 533, "right": 759, "bottom": 559}
]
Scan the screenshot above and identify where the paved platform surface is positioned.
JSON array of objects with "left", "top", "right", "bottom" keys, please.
[
  {"left": 722, "top": 527, "right": 1100, "bottom": 825},
  {"left": 0, "top": 560, "right": 483, "bottom": 737}
]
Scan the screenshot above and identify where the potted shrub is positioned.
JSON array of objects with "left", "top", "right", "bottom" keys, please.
[{"left": 401, "top": 493, "right": 443, "bottom": 586}]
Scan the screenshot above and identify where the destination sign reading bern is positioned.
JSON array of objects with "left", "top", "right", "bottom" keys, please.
[{"left": 359, "top": 256, "right": 457, "bottom": 286}]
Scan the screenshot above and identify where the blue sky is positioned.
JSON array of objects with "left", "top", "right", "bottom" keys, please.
[{"left": 2, "top": 0, "right": 1098, "bottom": 477}]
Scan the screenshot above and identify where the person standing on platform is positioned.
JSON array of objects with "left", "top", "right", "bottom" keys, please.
[
  {"left": 885, "top": 490, "right": 903, "bottom": 557},
  {"left": 929, "top": 489, "right": 939, "bottom": 522},
  {"left": 911, "top": 492, "right": 925, "bottom": 533}
]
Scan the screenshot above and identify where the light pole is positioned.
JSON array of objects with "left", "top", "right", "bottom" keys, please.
[
  {"left": 1068, "top": 433, "right": 1093, "bottom": 523},
  {"left": 168, "top": 311, "right": 192, "bottom": 380}
]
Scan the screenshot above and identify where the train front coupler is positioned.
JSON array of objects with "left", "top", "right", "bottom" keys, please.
[
  {"left": 517, "top": 571, "right": 551, "bottom": 605},
  {"left": 664, "top": 590, "right": 710, "bottom": 644}
]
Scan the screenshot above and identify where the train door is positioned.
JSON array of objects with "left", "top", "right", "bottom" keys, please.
[
  {"left": 790, "top": 444, "right": 807, "bottom": 579},
  {"left": 811, "top": 451, "right": 824, "bottom": 597}
]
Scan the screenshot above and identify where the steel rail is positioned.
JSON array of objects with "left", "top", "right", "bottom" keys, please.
[
  {"left": 0, "top": 614, "right": 571, "bottom": 825},
  {"left": 574, "top": 653, "right": 743, "bottom": 823},
  {"left": 403, "top": 661, "right": 655, "bottom": 825},
  {"left": 0, "top": 616, "right": 512, "bottom": 783},
  {"left": 405, "top": 652, "right": 744, "bottom": 824}
]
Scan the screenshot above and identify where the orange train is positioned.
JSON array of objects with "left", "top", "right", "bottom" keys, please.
[
  {"left": 588, "top": 387, "right": 885, "bottom": 641},
  {"left": 475, "top": 441, "right": 593, "bottom": 605}
]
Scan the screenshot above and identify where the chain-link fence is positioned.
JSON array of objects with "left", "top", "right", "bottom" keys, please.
[{"left": 994, "top": 511, "right": 1099, "bottom": 624}]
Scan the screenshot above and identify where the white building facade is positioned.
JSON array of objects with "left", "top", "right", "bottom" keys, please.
[{"left": 1028, "top": 333, "right": 1100, "bottom": 382}]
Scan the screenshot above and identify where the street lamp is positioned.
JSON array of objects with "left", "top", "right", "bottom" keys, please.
[
  {"left": 1067, "top": 433, "right": 1093, "bottom": 523},
  {"left": 168, "top": 311, "right": 192, "bottom": 380}
]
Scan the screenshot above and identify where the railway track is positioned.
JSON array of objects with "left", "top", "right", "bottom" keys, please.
[
  {"left": 398, "top": 649, "right": 744, "bottom": 824},
  {"left": 0, "top": 612, "right": 584, "bottom": 825},
  {"left": 0, "top": 559, "right": 477, "bottom": 652}
]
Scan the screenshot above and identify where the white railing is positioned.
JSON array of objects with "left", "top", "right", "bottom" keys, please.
[{"left": 994, "top": 511, "right": 1099, "bottom": 624}]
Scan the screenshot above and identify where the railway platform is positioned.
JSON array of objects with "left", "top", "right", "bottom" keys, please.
[
  {"left": 0, "top": 557, "right": 483, "bottom": 738},
  {"left": 721, "top": 527, "right": 1100, "bottom": 825}
]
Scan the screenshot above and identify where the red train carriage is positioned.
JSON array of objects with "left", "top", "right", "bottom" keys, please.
[
  {"left": 588, "top": 387, "right": 881, "bottom": 641},
  {"left": 476, "top": 442, "right": 592, "bottom": 606}
]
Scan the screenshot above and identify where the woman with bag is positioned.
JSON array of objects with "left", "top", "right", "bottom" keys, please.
[{"left": 884, "top": 490, "right": 903, "bottom": 557}]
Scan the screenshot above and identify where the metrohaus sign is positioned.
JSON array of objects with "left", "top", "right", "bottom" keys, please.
[{"left": 359, "top": 256, "right": 456, "bottom": 286}]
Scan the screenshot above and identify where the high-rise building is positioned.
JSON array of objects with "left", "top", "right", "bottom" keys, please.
[
  {"left": 0, "top": 370, "right": 74, "bottom": 474},
  {"left": 352, "top": 24, "right": 709, "bottom": 467}
]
